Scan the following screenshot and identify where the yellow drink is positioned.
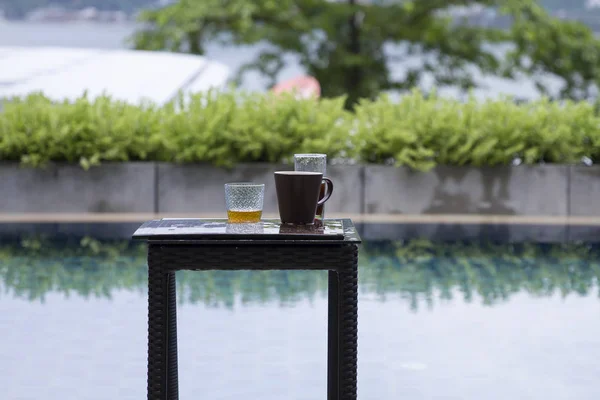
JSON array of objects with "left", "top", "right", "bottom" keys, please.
[{"left": 227, "top": 209, "right": 262, "bottom": 223}]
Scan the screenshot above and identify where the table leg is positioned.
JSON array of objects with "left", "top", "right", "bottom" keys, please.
[
  {"left": 327, "top": 271, "right": 340, "bottom": 400},
  {"left": 167, "top": 272, "right": 179, "bottom": 400},
  {"left": 338, "top": 255, "right": 358, "bottom": 400},
  {"left": 148, "top": 263, "right": 178, "bottom": 400}
]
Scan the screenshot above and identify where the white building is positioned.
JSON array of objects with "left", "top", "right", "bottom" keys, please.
[{"left": 0, "top": 46, "right": 230, "bottom": 105}]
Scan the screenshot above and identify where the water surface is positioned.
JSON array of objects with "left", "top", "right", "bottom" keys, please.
[{"left": 1, "top": 238, "right": 599, "bottom": 399}]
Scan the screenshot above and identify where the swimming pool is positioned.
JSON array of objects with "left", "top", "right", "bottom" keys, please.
[{"left": 1, "top": 228, "right": 599, "bottom": 400}]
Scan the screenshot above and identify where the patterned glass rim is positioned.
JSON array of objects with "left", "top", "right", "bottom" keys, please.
[
  {"left": 294, "top": 153, "right": 327, "bottom": 158},
  {"left": 224, "top": 182, "right": 265, "bottom": 187}
]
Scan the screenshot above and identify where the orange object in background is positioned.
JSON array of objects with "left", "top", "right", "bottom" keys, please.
[{"left": 271, "top": 75, "right": 321, "bottom": 99}]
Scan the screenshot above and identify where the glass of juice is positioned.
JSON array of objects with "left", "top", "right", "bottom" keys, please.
[{"left": 225, "top": 183, "right": 265, "bottom": 223}]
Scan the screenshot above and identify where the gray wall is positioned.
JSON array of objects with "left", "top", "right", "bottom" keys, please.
[
  {"left": 1, "top": 162, "right": 598, "bottom": 216},
  {"left": 0, "top": 163, "right": 156, "bottom": 213}
]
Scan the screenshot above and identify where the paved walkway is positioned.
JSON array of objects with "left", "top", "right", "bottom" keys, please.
[{"left": 1, "top": 213, "right": 600, "bottom": 225}]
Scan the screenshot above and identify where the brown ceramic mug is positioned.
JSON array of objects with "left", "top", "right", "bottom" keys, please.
[{"left": 274, "top": 171, "right": 333, "bottom": 224}]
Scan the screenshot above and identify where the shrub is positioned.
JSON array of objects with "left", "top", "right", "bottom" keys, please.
[
  {"left": 354, "top": 90, "right": 600, "bottom": 170},
  {"left": 1, "top": 89, "right": 599, "bottom": 170},
  {"left": 0, "top": 91, "right": 352, "bottom": 168},
  {"left": 0, "top": 93, "right": 165, "bottom": 168}
]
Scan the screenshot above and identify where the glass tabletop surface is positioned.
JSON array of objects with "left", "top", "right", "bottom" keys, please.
[{"left": 132, "top": 218, "right": 361, "bottom": 242}]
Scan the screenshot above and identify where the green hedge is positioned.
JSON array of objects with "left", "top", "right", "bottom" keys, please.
[{"left": 1, "top": 90, "right": 599, "bottom": 170}]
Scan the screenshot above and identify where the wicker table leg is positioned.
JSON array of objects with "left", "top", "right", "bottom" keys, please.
[
  {"left": 167, "top": 272, "right": 178, "bottom": 400},
  {"left": 148, "top": 260, "right": 178, "bottom": 400},
  {"left": 327, "top": 270, "right": 340, "bottom": 400},
  {"left": 338, "top": 251, "right": 359, "bottom": 400}
]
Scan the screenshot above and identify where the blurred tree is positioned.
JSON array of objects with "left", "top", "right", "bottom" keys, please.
[{"left": 132, "top": 0, "right": 600, "bottom": 107}]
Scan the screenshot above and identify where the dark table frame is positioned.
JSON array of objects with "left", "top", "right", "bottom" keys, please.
[{"left": 137, "top": 219, "right": 361, "bottom": 400}]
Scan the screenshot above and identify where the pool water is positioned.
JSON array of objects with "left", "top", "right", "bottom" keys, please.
[{"left": 1, "top": 237, "right": 599, "bottom": 400}]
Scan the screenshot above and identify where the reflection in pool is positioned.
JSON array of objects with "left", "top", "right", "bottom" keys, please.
[{"left": 1, "top": 237, "right": 599, "bottom": 400}]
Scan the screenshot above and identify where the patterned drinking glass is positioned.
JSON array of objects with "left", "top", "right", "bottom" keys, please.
[
  {"left": 224, "top": 183, "right": 265, "bottom": 223},
  {"left": 294, "top": 154, "right": 328, "bottom": 220},
  {"left": 225, "top": 222, "right": 265, "bottom": 234}
]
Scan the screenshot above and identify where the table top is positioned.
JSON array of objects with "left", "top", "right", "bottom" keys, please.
[{"left": 132, "top": 218, "right": 361, "bottom": 244}]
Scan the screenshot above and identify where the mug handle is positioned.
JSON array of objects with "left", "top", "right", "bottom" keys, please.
[{"left": 317, "top": 177, "right": 334, "bottom": 206}]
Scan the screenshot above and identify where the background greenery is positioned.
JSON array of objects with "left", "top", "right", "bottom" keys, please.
[
  {"left": 1, "top": 90, "right": 599, "bottom": 171},
  {"left": 5, "top": 1, "right": 600, "bottom": 108},
  {"left": 133, "top": 0, "right": 600, "bottom": 108},
  {"left": 1, "top": 238, "right": 598, "bottom": 310}
]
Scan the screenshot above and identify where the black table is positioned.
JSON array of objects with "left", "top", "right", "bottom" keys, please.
[{"left": 133, "top": 218, "right": 362, "bottom": 400}]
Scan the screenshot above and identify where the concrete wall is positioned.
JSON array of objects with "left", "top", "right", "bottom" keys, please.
[
  {"left": 364, "top": 165, "right": 569, "bottom": 215},
  {"left": 157, "top": 163, "right": 363, "bottom": 214},
  {"left": 0, "top": 162, "right": 156, "bottom": 213},
  {"left": 1, "top": 162, "right": 598, "bottom": 216}
]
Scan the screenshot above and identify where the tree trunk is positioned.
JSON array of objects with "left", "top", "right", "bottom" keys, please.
[{"left": 347, "top": 0, "right": 362, "bottom": 107}]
